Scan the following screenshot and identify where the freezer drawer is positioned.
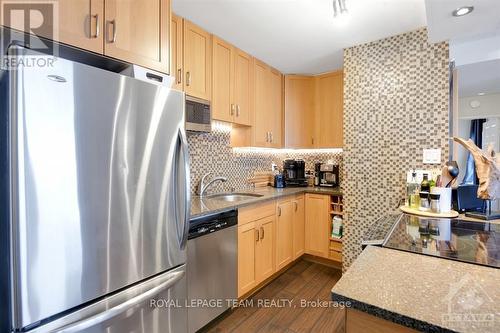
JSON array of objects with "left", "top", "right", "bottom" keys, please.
[{"left": 27, "top": 265, "right": 187, "bottom": 333}]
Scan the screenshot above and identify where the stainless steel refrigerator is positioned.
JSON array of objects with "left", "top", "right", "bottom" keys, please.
[{"left": 0, "top": 45, "right": 190, "bottom": 333}]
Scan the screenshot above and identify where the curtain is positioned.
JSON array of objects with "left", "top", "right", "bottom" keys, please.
[{"left": 461, "top": 119, "right": 487, "bottom": 185}]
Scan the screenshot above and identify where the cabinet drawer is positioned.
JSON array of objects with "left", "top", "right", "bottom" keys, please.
[
  {"left": 239, "top": 200, "right": 276, "bottom": 225},
  {"left": 330, "top": 240, "right": 342, "bottom": 252},
  {"left": 329, "top": 250, "right": 342, "bottom": 262}
]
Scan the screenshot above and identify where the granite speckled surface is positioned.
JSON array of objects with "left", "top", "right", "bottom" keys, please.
[
  {"left": 331, "top": 246, "right": 500, "bottom": 333},
  {"left": 190, "top": 186, "right": 342, "bottom": 219}
]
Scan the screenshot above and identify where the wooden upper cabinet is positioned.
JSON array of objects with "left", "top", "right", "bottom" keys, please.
[
  {"left": 58, "top": 0, "right": 104, "bottom": 53},
  {"left": 284, "top": 75, "right": 315, "bottom": 148},
  {"left": 316, "top": 71, "right": 344, "bottom": 148},
  {"left": 269, "top": 68, "right": 283, "bottom": 148},
  {"left": 253, "top": 60, "right": 271, "bottom": 147},
  {"left": 212, "top": 36, "right": 233, "bottom": 122},
  {"left": 170, "top": 14, "right": 183, "bottom": 90},
  {"left": 212, "top": 40, "right": 253, "bottom": 126},
  {"left": 183, "top": 20, "right": 211, "bottom": 100},
  {"left": 233, "top": 49, "right": 252, "bottom": 126},
  {"left": 305, "top": 194, "right": 330, "bottom": 258},
  {"left": 1, "top": 0, "right": 104, "bottom": 53},
  {"left": 104, "top": 0, "right": 170, "bottom": 73}
]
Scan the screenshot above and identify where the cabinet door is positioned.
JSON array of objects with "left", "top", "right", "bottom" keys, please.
[
  {"left": 253, "top": 60, "right": 271, "bottom": 147},
  {"left": 104, "top": 0, "right": 169, "bottom": 73},
  {"left": 276, "top": 200, "right": 294, "bottom": 270},
  {"left": 293, "top": 196, "right": 305, "bottom": 259},
  {"left": 284, "top": 75, "right": 315, "bottom": 148},
  {"left": 1, "top": 0, "right": 104, "bottom": 53},
  {"left": 269, "top": 68, "right": 283, "bottom": 148},
  {"left": 183, "top": 20, "right": 211, "bottom": 100},
  {"left": 233, "top": 49, "right": 252, "bottom": 126},
  {"left": 170, "top": 14, "right": 183, "bottom": 90},
  {"left": 316, "top": 71, "right": 343, "bottom": 148},
  {"left": 238, "top": 222, "right": 257, "bottom": 297},
  {"left": 255, "top": 215, "right": 275, "bottom": 283},
  {"left": 59, "top": 0, "right": 104, "bottom": 53},
  {"left": 305, "top": 194, "right": 330, "bottom": 258},
  {"left": 212, "top": 36, "right": 233, "bottom": 122}
]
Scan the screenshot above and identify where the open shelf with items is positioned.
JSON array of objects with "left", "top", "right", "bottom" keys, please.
[{"left": 328, "top": 194, "right": 344, "bottom": 263}]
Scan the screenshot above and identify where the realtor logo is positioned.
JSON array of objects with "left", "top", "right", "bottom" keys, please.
[
  {"left": 442, "top": 273, "right": 495, "bottom": 330},
  {"left": 1, "top": 0, "right": 58, "bottom": 68}
]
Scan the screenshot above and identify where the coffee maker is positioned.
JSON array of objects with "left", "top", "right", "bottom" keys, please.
[
  {"left": 283, "top": 159, "right": 308, "bottom": 187},
  {"left": 318, "top": 163, "right": 339, "bottom": 187}
]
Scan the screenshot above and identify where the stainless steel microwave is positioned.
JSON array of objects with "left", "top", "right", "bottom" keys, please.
[{"left": 185, "top": 95, "right": 211, "bottom": 132}]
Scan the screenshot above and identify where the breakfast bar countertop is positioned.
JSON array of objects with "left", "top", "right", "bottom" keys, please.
[
  {"left": 331, "top": 246, "right": 500, "bottom": 333},
  {"left": 190, "top": 186, "right": 342, "bottom": 219}
]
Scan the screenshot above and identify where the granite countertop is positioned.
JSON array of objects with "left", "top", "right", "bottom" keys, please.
[
  {"left": 331, "top": 246, "right": 500, "bottom": 333},
  {"left": 190, "top": 186, "right": 342, "bottom": 219}
]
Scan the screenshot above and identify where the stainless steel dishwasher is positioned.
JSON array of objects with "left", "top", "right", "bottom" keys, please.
[{"left": 187, "top": 209, "right": 237, "bottom": 333}]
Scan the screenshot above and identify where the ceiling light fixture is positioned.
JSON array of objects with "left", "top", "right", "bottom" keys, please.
[
  {"left": 478, "top": 92, "right": 486, "bottom": 96},
  {"left": 452, "top": 6, "right": 474, "bottom": 17},
  {"left": 333, "top": 0, "right": 348, "bottom": 17}
]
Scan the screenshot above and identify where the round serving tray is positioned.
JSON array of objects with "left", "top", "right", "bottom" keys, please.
[{"left": 399, "top": 205, "right": 459, "bottom": 218}]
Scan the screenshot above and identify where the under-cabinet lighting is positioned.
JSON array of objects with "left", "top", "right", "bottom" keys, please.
[{"left": 232, "top": 147, "right": 343, "bottom": 154}]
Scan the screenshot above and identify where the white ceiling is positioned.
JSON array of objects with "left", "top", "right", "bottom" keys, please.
[
  {"left": 425, "top": 0, "right": 500, "bottom": 43},
  {"left": 173, "top": 0, "right": 427, "bottom": 74},
  {"left": 457, "top": 59, "right": 500, "bottom": 97}
]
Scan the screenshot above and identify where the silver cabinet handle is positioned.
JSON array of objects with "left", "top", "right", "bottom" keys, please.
[
  {"left": 106, "top": 19, "right": 116, "bottom": 43},
  {"left": 260, "top": 226, "right": 264, "bottom": 240},
  {"left": 186, "top": 71, "right": 191, "bottom": 86},
  {"left": 231, "top": 104, "right": 235, "bottom": 116},
  {"left": 255, "top": 229, "right": 260, "bottom": 242},
  {"left": 265, "top": 132, "right": 269, "bottom": 142},
  {"left": 177, "top": 68, "right": 182, "bottom": 84},
  {"left": 236, "top": 104, "right": 240, "bottom": 117},
  {"left": 90, "top": 14, "right": 99, "bottom": 38},
  {"left": 52, "top": 270, "right": 184, "bottom": 333},
  {"left": 270, "top": 132, "right": 273, "bottom": 143}
]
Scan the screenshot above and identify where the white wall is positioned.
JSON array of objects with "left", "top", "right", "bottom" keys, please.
[
  {"left": 450, "top": 33, "right": 500, "bottom": 67},
  {"left": 459, "top": 93, "right": 500, "bottom": 119}
]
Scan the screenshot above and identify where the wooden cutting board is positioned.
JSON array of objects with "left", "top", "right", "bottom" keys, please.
[{"left": 400, "top": 206, "right": 459, "bottom": 218}]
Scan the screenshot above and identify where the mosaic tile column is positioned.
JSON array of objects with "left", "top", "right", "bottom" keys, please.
[{"left": 342, "top": 28, "right": 449, "bottom": 270}]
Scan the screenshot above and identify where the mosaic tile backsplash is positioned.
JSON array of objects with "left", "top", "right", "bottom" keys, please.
[
  {"left": 342, "top": 28, "right": 450, "bottom": 270},
  {"left": 187, "top": 122, "right": 343, "bottom": 194}
]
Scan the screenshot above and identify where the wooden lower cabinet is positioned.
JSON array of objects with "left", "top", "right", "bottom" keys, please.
[
  {"left": 305, "top": 194, "right": 330, "bottom": 258},
  {"left": 292, "top": 195, "right": 305, "bottom": 259},
  {"left": 276, "top": 199, "right": 294, "bottom": 270},
  {"left": 255, "top": 215, "right": 275, "bottom": 282},
  {"left": 346, "top": 309, "right": 418, "bottom": 333},
  {"left": 237, "top": 221, "right": 257, "bottom": 296},
  {"left": 237, "top": 211, "right": 276, "bottom": 297},
  {"left": 238, "top": 194, "right": 338, "bottom": 297}
]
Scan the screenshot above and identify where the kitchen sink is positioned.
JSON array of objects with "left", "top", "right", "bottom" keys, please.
[{"left": 206, "top": 193, "right": 264, "bottom": 202}]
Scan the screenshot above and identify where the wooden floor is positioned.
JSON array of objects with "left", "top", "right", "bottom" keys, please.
[{"left": 202, "top": 260, "right": 345, "bottom": 333}]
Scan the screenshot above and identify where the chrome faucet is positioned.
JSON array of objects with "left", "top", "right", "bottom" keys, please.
[{"left": 197, "top": 173, "right": 228, "bottom": 196}]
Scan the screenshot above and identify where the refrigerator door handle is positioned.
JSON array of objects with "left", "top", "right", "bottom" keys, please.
[
  {"left": 177, "top": 128, "right": 190, "bottom": 250},
  {"left": 46, "top": 270, "right": 185, "bottom": 333}
]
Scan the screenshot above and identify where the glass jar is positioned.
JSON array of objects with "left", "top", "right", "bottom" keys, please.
[
  {"left": 419, "top": 192, "right": 430, "bottom": 211},
  {"left": 430, "top": 193, "right": 441, "bottom": 213}
]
